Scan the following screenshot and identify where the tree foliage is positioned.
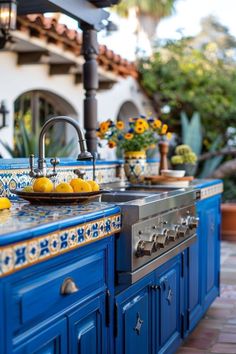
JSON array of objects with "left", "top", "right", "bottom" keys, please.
[
  {"left": 138, "top": 38, "right": 236, "bottom": 145},
  {"left": 115, "top": 0, "right": 176, "bottom": 19}
]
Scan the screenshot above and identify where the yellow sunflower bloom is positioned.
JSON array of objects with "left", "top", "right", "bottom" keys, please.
[
  {"left": 153, "top": 119, "right": 162, "bottom": 129},
  {"left": 136, "top": 118, "right": 148, "bottom": 129},
  {"left": 125, "top": 133, "right": 134, "bottom": 140},
  {"left": 166, "top": 132, "right": 172, "bottom": 140},
  {"left": 161, "top": 124, "right": 168, "bottom": 135},
  {"left": 100, "top": 121, "right": 109, "bottom": 134},
  {"left": 108, "top": 140, "right": 116, "bottom": 148},
  {"left": 116, "top": 121, "right": 125, "bottom": 130},
  {"left": 135, "top": 125, "right": 145, "bottom": 134}
]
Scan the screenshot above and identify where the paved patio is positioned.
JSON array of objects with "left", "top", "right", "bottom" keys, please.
[{"left": 177, "top": 241, "right": 236, "bottom": 354}]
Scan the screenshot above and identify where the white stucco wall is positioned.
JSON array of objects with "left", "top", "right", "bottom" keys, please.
[{"left": 0, "top": 51, "right": 151, "bottom": 158}]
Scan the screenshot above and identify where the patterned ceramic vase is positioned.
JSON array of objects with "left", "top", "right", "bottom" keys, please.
[{"left": 124, "top": 151, "right": 147, "bottom": 184}]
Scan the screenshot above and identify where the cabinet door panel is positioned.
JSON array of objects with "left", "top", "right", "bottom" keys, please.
[
  {"left": 160, "top": 268, "right": 178, "bottom": 345},
  {"left": 68, "top": 295, "right": 106, "bottom": 354},
  {"left": 124, "top": 292, "right": 150, "bottom": 354},
  {"left": 115, "top": 275, "right": 153, "bottom": 354},
  {"left": 155, "top": 256, "right": 181, "bottom": 353},
  {"left": 188, "top": 237, "right": 202, "bottom": 331},
  {"left": 13, "top": 318, "right": 67, "bottom": 354},
  {"left": 201, "top": 196, "right": 220, "bottom": 311}
]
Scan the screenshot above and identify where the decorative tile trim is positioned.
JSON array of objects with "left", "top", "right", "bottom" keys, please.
[
  {"left": 200, "top": 183, "right": 223, "bottom": 200},
  {"left": 0, "top": 213, "right": 121, "bottom": 277}
]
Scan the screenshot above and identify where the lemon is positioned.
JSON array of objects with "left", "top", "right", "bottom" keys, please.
[
  {"left": 87, "top": 180, "right": 100, "bottom": 192},
  {"left": 0, "top": 197, "right": 11, "bottom": 210},
  {"left": 55, "top": 182, "right": 73, "bottom": 193},
  {"left": 33, "top": 177, "right": 54, "bottom": 193},
  {"left": 70, "top": 178, "right": 92, "bottom": 193},
  {"left": 22, "top": 186, "right": 34, "bottom": 192},
  {"left": 70, "top": 178, "right": 83, "bottom": 190}
]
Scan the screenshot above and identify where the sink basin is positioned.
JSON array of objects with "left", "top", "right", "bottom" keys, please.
[{"left": 101, "top": 191, "right": 150, "bottom": 203}]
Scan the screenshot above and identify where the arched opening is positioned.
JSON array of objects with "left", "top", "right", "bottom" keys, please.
[
  {"left": 117, "top": 101, "right": 140, "bottom": 123},
  {"left": 13, "top": 90, "right": 78, "bottom": 157}
]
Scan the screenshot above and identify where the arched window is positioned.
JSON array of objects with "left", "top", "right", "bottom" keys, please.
[
  {"left": 13, "top": 90, "right": 78, "bottom": 157},
  {"left": 117, "top": 101, "right": 139, "bottom": 123}
]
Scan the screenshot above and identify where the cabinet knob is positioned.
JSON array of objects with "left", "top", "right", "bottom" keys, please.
[{"left": 60, "top": 277, "right": 79, "bottom": 295}]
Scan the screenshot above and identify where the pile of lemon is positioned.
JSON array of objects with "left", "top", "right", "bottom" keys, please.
[{"left": 23, "top": 177, "right": 100, "bottom": 194}]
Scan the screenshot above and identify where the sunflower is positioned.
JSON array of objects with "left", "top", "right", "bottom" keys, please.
[
  {"left": 166, "top": 132, "right": 172, "bottom": 140},
  {"left": 125, "top": 133, "right": 134, "bottom": 140},
  {"left": 108, "top": 140, "right": 116, "bottom": 148},
  {"left": 116, "top": 121, "right": 125, "bottom": 130},
  {"left": 153, "top": 119, "right": 162, "bottom": 129},
  {"left": 161, "top": 124, "right": 168, "bottom": 135},
  {"left": 136, "top": 118, "right": 149, "bottom": 130},
  {"left": 135, "top": 125, "right": 145, "bottom": 134},
  {"left": 100, "top": 121, "right": 110, "bottom": 134}
]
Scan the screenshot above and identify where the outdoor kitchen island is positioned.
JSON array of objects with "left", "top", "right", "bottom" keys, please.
[{"left": 0, "top": 179, "right": 222, "bottom": 354}]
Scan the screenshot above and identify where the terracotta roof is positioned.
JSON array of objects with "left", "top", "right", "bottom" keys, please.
[{"left": 16, "top": 14, "right": 138, "bottom": 78}]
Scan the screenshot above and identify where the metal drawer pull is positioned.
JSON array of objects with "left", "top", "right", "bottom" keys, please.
[{"left": 60, "top": 277, "right": 79, "bottom": 295}]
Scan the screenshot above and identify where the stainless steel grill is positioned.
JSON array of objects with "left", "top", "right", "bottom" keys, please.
[{"left": 102, "top": 186, "right": 200, "bottom": 285}]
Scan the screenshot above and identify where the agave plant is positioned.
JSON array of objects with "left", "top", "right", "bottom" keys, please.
[
  {"left": 3, "top": 120, "right": 75, "bottom": 158},
  {"left": 180, "top": 111, "right": 223, "bottom": 178}
]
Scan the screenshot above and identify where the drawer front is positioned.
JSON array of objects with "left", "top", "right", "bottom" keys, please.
[{"left": 10, "top": 250, "right": 106, "bottom": 331}]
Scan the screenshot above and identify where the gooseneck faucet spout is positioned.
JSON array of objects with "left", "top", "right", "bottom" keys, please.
[{"left": 29, "top": 116, "right": 93, "bottom": 178}]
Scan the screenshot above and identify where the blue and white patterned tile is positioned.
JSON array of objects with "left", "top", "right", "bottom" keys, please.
[
  {"left": 0, "top": 163, "right": 119, "bottom": 198},
  {"left": 0, "top": 213, "right": 121, "bottom": 277}
]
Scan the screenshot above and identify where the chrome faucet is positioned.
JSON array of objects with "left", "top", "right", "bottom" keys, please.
[{"left": 29, "top": 116, "right": 93, "bottom": 178}]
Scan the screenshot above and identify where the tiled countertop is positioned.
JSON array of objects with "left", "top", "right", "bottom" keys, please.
[
  {"left": 0, "top": 201, "right": 121, "bottom": 246},
  {"left": 0, "top": 201, "right": 121, "bottom": 277}
]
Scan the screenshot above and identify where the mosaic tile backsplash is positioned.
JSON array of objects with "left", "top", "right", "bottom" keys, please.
[{"left": 0, "top": 159, "right": 159, "bottom": 199}]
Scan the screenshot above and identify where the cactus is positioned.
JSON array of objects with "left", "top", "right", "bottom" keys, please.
[
  {"left": 175, "top": 144, "right": 192, "bottom": 155},
  {"left": 171, "top": 155, "right": 184, "bottom": 165}
]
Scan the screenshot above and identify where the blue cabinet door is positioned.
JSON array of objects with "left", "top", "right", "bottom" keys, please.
[
  {"left": 201, "top": 195, "right": 221, "bottom": 311},
  {"left": 13, "top": 318, "right": 67, "bottom": 354},
  {"left": 155, "top": 256, "right": 182, "bottom": 354},
  {"left": 188, "top": 236, "right": 202, "bottom": 332},
  {"left": 68, "top": 295, "right": 107, "bottom": 354},
  {"left": 115, "top": 274, "right": 154, "bottom": 354}
]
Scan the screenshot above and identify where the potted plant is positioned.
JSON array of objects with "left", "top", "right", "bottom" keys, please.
[
  {"left": 97, "top": 116, "right": 172, "bottom": 183},
  {"left": 171, "top": 144, "right": 197, "bottom": 176}
]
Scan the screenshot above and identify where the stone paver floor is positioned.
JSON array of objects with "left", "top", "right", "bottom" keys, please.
[{"left": 177, "top": 241, "right": 236, "bottom": 354}]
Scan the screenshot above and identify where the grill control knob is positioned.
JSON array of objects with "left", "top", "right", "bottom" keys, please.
[
  {"left": 177, "top": 225, "right": 188, "bottom": 237},
  {"left": 157, "top": 232, "right": 168, "bottom": 248},
  {"left": 167, "top": 229, "right": 178, "bottom": 241},
  {"left": 136, "top": 240, "right": 155, "bottom": 257},
  {"left": 188, "top": 217, "right": 199, "bottom": 229}
]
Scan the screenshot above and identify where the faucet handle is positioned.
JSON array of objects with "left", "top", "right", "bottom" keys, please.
[
  {"left": 74, "top": 169, "right": 86, "bottom": 179},
  {"left": 50, "top": 158, "right": 60, "bottom": 176}
]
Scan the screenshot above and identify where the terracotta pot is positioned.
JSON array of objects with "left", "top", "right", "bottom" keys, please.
[
  {"left": 221, "top": 203, "right": 236, "bottom": 241},
  {"left": 124, "top": 151, "right": 147, "bottom": 184}
]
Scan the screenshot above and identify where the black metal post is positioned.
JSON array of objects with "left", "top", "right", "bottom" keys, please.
[{"left": 82, "top": 24, "right": 99, "bottom": 154}]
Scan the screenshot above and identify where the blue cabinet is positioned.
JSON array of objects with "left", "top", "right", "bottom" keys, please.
[
  {"left": 1, "top": 236, "right": 115, "bottom": 354},
  {"left": 155, "top": 256, "right": 182, "bottom": 354},
  {"left": 68, "top": 295, "right": 107, "bottom": 354},
  {"left": 115, "top": 256, "right": 182, "bottom": 354},
  {"left": 188, "top": 194, "right": 221, "bottom": 332},
  {"left": 115, "top": 274, "right": 154, "bottom": 354},
  {"left": 13, "top": 318, "right": 67, "bottom": 354},
  {"left": 188, "top": 237, "right": 202, "bottom": 331}
]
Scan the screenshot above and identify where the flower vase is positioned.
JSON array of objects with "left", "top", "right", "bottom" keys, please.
[{"left": 124, "top": 151, "right": 147, "bottom": 184}]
